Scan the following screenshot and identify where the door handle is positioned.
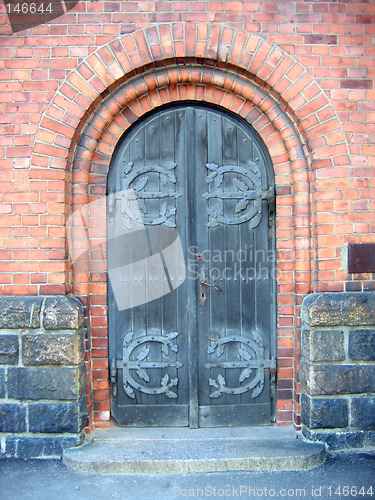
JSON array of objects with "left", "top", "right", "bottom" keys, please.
[
  {"left": 199, "top": 274, "right": 222, "bottom": 307},
  {"left": 200, "top": 280, "right": 222, "bottom": 293}
]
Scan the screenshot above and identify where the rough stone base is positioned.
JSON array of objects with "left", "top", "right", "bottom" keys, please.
[
  {"left": 0, "top": 296, "right": 88, "bottom": 458},
  {"left": 301, "top": 292, "right": 375, "bottom": 451}
]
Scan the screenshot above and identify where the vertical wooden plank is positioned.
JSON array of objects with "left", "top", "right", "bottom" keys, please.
[
  {"left": 253, "top": 198, "right": 273, "bottom": 408},
  {"left": 203, "top": 109, "right": 225, "bottom": 412},
  {"left": 237, "top": 126, "right": 256, "bottom": 408},
  {"left": 143, "top": 114, "right": 164, "bottom": 409},
  {"left": 113, "top": 124, "right": 147, "bottom": 410},
  {"left": 127, "top": 122, "right": 148, "bottom": 407},
  {"left": 253, "top": 133, "right": 274, "bottom": 410},
  {"left": 222, "top": 114, "right": 242, "bottom": 409},
  {"left": 185, "top": 107, "right": 199, "bottom": 427},
  {"left": 253, "top": 142, "right": 268, "bottom": 190},
  {"left": 159, "top": 108, "right": 188, "bottom": 409},
  {"left": 172, "top": 108, "right": 190, "bottom": 411},
  {"left": 107, "top": 142, "right": 122, "bottom": 421},
  {"left": 194, "top": 108, "right": 212, "bottom": 420}
]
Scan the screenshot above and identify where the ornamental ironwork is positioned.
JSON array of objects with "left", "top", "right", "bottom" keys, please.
[
  {"left": 206, "top": 331, "right": 266, "bottom": 398},
  {"left": 202, "top": 161, "right": 263, "bottom": 228},
  {"left": 122, "top": 330, "right": 182, "bottom": 399},
  {"left": 121, "top": 160, "right": 181, "bottom": 228}
]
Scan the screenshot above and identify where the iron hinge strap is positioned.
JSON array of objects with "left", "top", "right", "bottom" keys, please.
[
  {"left": 110, "top": 358, "right": 117, "bottom": 397},
  {"left": 260, "top": 188, "right": 275, "bottom": 201},
  {"left": 263, "top": 187, "right": 276, "bottom": 225},
  {"left": 108, "top": 187, "right": 116, "bottom": 216},
  {"left": 270, "top": 358, "right": 277, "bottom": 390},
  {"left": 115, "top": 359, "right": 277, "bottom": 369},
  {"left": 269, "top": 359, "right": 277, "bottom": 412}
]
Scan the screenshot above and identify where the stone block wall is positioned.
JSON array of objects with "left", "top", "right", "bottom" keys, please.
[
  {"left": 301, "top": 292, "right": 375, "bottom": 450},
  {"left": 0, "top": 296, "right": 87, "bottom": 458}
]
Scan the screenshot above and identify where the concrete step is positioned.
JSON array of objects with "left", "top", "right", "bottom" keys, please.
[{"left": 63, "top": 426, "right": 326, "bottom": 474}]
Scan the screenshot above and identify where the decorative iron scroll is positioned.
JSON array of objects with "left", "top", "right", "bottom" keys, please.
[
  {"left": 202, "top": 161, "right": 263, "bottom": 228},
  {"left": 122, "top": 331, "right": 182, "bottom": 399},
  {"left": 206, "top": 331, "right": 266, "bottom": 398},
  {"left": 121, "top": 161, "right": 181, "bottom": 228}
]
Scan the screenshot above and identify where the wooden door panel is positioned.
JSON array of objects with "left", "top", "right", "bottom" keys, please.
[
  {"left": 195, "top": 109, "right": 275, "bottom": 426},
  {"left": 108, "top": 109, "right": 189, "bottom": 426},
  {"left": 108, "top": 104, "right": 275, "bottom": 427}
]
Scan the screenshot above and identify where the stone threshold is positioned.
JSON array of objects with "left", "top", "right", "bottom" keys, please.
[{"left": 63, "top": 425, "right": 326, "bottom": 474}]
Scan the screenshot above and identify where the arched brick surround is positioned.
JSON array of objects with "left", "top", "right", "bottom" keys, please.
[{"left": 30, "top": 23, "right": 350, "bottom": 429}]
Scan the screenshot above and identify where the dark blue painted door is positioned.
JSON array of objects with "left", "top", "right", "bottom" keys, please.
[{"left": 108, "top": 104, "right": 276, "bottom": 427}]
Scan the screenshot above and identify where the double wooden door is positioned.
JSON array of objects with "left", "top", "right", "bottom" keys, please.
[{"left": 108, "top": 104, "right": 276, "bottom": 427}]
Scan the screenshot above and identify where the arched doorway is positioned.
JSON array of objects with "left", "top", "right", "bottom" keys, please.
[{"left": 107, "top": 103, "right": 276, "bottom": 428}]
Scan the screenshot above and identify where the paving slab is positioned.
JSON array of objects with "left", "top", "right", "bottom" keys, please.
[{"left": 63, "top": 425, "right": 326, "bottom": 473}]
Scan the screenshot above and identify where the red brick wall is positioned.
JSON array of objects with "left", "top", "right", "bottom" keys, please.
[{"left": 0, "top": 1, "right": 374, "bottom": 429}]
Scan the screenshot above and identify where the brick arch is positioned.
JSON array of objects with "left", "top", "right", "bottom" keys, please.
[
  {"left": 30, "top": 23, "right": 350, "bottom": 428},
  {"left": 32, "top": 23, "right": 347, "bottom": 173}
]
